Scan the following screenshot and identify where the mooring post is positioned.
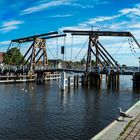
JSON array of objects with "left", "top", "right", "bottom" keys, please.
[
  {"left": 74, "top": 76, "right": 76, "bottom": 87},
  {"left": 77, "top": 75, "right": 79, "bottom": 87},
  {"left": 116, "top": 74, "right": 120, "bottom": 88},
  {"left": 68, "top": 76, "right": 70, "bottom": 89},
  {"left": 107, "top": 75, "right": 111, "bottom": 87},
  {"left": 133, "top": 72, "right": 140, "bottom": 89},
  {"left": 61, "top": 71, "right": 66, "bottom": 90},
  {"left": 112, "top": 75, "right": 115, "bottom": 88}
]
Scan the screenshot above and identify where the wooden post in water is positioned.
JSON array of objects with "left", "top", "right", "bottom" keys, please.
[
  {"left": 112, "top": 75, "right": 115, "bottom": 88},
  {"left": 36, "top": 73, "right": 45, "bottom": 84},
  {"left": 77, "top": 75, "right": 79, "bottom": 87},
  {"left": 107, "top": 75, "right": 111, "bottom": 87},
  {"left": 116, "top": 74, "right": 120, "bottom": 88},
  {"left": 133, "top": 72, "right": 140, "bottom": 89},
  {"left": 61, "top": 72, "right": 66, "bottom": 90},
  {"left": 74, "top": 76, "right": 76, "bottom": 87},
  {"left": 68, "top": 76, "right": 71, "bottom": 89},
  {"left": 89, "top": 72, "right": 101, "bottom": 87}
]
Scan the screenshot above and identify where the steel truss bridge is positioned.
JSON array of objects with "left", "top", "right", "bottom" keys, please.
[{"left": 4, "top": 30, "right": 140, "bottom": 75}]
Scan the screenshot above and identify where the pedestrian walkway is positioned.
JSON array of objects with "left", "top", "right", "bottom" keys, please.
[{"left": 118, "top": 113, "right": 140, "bottom": 140}]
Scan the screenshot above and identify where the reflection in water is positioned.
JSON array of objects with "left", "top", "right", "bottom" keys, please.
[{"left": 0, "top": 75, "right": 139, "bottom": 139}]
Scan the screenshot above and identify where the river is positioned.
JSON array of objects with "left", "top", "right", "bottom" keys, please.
[{"left": 0, "top": 75, "right": 139, "bottom": 140}]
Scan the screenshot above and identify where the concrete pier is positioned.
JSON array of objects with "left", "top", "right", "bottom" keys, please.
[{"left": 91, "top": 100, "right": 140, "bottom": 140}]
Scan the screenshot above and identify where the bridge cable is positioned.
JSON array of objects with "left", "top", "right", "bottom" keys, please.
[
  {"left": 47, "top": 47, "right": 55, "bottom": 59},
  {"left": 70, "top": 35, "right": 73, "bottom": 61},
  {"left": 72, "top": 38, "right": 88, "bottom": 62},
  {"left": 113, "top": 37, "right": 127, "bottom": 56}
]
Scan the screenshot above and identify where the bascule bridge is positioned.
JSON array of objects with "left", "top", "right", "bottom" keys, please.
[
  {"left": 64, "top": 30, "right": 140, "bottom": 88},
  {"left": 1, "top": 30, "right": 140, "bottom": 88},
  {"left": 8, "top": 31, "right": 66, "bottom": 74}
]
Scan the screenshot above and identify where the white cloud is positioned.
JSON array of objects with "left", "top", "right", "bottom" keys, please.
[
  {"left": 50, "top": 14, "right": 72, "bottom": 18},
  {"left": 2, "top": 20, "right": 23, "bottom": 27},
  {"left": 20, "top": 0, "right": 97, "bottom": 16},
  {"left": 86, "top": 14, "right": 122, "bottom": 24},
  {"left": 68, "top": 3, "right": 94, "bottom": 9},
  {"left": 0, "top": 20, "right": 24, "bottom": 32},
  {"left": 59, "top": 13, "right": 124, "bottom": 32},
  {"left": 120, "top": 8, "right": 140, "bottom": 16},
  {"left": 128, "top": 23, "right": 140, "bottom": 29},
  {"left": 0, "top": 40, "right": 11, "bottom": 45},
  {"left": 109, "top": 22, "right": 128, "bottom": 30},
  {"left": 20, "top": 0, "right": 69, "bottom": 15}
]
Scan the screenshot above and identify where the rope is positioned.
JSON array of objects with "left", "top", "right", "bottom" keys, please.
[
  {"left": 113, "top": 37, "right": 127, "bottom": 56},
  {"left": 82, "top": 50, "right": 88, "bottom": 60},
  {"left": 47, "top": 47, "right": 55, "bottom": 59},
  {"left": 72, "top": 38, "right": 88, "bottom": 61}
]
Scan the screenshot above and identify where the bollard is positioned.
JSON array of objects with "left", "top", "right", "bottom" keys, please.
[
  {"left": 77, "top": 75, "right": 79, "bottom": 87},
  {"left": 61, "top": 72, "right": 66, "bottom": 90},
  {"left": 74, "top": 76, "right": 76, "bottom": 87},
  {"left": 68, "top": 76, "right": 71, "bottom": 89}
]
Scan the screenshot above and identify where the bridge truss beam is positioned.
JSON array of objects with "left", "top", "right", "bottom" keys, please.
[
  {"left": 64, "top": 30, "right": 140, "bottom": 73},
  {"left": 7, "top": 32, "right": 66, "bottom": 74}
]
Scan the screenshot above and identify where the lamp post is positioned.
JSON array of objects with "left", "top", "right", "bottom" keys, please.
[
  {"left": 61, "top": 46, "right": 64, "bottom": 71},
  {"left": 61, "top": 46, "right": 65, "bottom": 90}
]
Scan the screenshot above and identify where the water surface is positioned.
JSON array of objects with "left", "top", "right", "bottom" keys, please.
[{"left": 0, "top": 75, "right": 139, "bottom": 140}]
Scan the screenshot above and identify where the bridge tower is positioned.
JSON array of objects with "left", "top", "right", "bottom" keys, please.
[
  {"left": 29, "top": 38, "right": 47, "bottom": 73},
  {"left": 7, "top": 31, "right": 66, "bottom": 83}
]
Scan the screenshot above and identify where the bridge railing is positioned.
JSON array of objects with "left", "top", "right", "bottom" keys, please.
[{"left": 0, "top": 64, "right": 139, "bottom": 75}]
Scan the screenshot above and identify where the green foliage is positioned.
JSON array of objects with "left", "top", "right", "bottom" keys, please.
[
  {"left": 3, "top": 47, "right": 23, "bottom": 65},
  {"left": 91, "top": 60, "right": 96, "bottom": 66},
  {"left": 122, "top": 64, "right": 127, "bottom": 67}
]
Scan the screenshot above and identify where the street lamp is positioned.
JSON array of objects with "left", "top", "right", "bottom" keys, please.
[{"left": 61, "top": 46, "right": 64, "bottom": 71}]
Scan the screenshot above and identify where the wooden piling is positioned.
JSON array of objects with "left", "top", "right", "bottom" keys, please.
[
  {"left": 74, "top": 76, "right": 76, "bottom": 87},
  {"left": 107, "top": 75, "right": 111, "bottom": 87},
  {"left": 133, "top": 72, "right": 140, "bottom": 89},
  {"left": 68, "top": 76, "right": 70, "bottom": 89},
  {"left": 77, "top": 75, "right": 79, "bottom": 87}
]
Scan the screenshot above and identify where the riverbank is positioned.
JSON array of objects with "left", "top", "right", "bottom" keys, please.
[
  {"left": 118, "top": 113, "right": 140, "bottom": 139},
  {"left": 91, "top": 100, "right": 140, "bottom": 140}
]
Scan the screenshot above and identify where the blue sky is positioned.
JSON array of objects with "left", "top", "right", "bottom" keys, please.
[{"left": 0, "top": 0, "right": 140, "bottom": 66}]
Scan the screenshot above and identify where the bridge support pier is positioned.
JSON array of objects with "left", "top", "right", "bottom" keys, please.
[
  {"left": 133, "top": 72, "right": 140, "bottom": 89},
  {"left": 36, "top": 73, "right": 45, "bottom": 84},
  {"left": 82, "top": 72, "right": 101, "bottom": 87},
  {"left": 81, "top": 74, "right": 89, "bottom": 86},
  {"left": 107, "top": 74, "right": 120, "bottom": 88},
  {"left": 90, "top": 72, "right": 101, "bottom": 87}
]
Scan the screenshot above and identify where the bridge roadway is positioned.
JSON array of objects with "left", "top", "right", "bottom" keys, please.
[
  {"left": 0, "top": 67, "right": 138, "bottom": 75},
  {"left": 34, "top": 68, "right": 134, "bottom": 75}
]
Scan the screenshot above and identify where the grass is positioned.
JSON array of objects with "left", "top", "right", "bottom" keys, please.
[{"left": 117, "top": 119, "right": 134, "bottom": 139}]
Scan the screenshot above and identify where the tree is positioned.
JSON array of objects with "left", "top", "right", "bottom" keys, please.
[
  {"left": 91, "top": 60, "right": 96, "bottom": 66},
  {"left": 3, "top": 47, "right": 24, "bottom": 65}
]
